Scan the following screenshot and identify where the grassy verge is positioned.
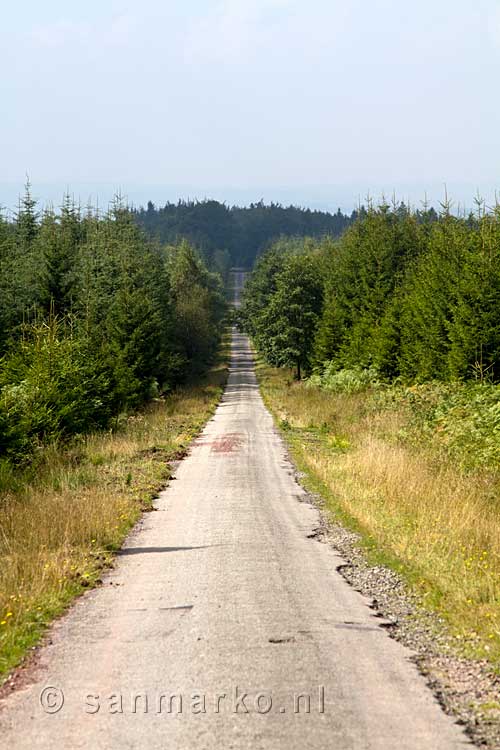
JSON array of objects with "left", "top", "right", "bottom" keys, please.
[
  {"left": 0, "top": 347, "right": 229, "bottom": 683},
  {"left": 257, "top": 362, "right": 500, "bottom": 663}
]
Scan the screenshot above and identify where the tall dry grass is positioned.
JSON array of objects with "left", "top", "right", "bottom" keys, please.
[
  {"left": 258, "top": 364, "right": 500, "bottom": 659},
  {"left": 0, "top": 373, "right": 225, "bottom": 680}
]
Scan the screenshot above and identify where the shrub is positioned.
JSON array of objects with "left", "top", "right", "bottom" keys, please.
[
  {"left": 375, "top": 381, "right": 500, "bottom": 471},
  {"left": 312, "top": 363, "right": 381, "bottom": 394},
  {"left": 0, "top": 318, "right": 115, "bottom": 462}
]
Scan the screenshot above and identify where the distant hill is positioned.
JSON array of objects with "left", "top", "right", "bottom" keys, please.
[{"left": 133, "top": 199, "right": 354, "bottom": 269}]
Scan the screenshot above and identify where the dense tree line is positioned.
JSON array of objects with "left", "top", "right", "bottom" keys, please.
[
  {"left": 134, "top": 199, "right": 354, "bottom": 270},
  {"left": 0, "top": 185, "right": 226, "bottom": 464},
  {"left": 240, "top": 201, "right": 500, "bottom": 383}
]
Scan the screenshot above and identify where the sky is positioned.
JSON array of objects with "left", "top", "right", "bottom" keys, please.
[{"left": 1, "top": 0, "right": 499, "bottom": 213}]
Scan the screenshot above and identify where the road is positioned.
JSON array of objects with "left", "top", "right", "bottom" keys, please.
[{"left": 0, "top": 279, "right": 470, "bottom": 748}]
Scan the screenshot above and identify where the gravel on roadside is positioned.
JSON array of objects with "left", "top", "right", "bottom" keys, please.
[{"left": 300, "top": 481, "right": 500, "bottom": 749}]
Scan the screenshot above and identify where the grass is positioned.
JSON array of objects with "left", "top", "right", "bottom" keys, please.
[
  {"left": 257, "top": 362, "right": 500, "bottom": 662},
  {"left": 0, "top": 347, "right": 229, "bottom": 684}
]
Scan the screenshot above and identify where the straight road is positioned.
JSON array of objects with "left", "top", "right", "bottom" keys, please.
[{"left": 0, "top": 296, "right": 470, "bottom": 748}]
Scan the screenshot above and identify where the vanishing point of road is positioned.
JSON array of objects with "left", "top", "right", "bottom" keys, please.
[{"left": 0, "top": 275, "right": 470, "bottom": 749}]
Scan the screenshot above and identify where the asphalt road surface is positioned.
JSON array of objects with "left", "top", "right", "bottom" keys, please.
[{"left": 0, "top": 280, "right": 470, "bottom": 749}]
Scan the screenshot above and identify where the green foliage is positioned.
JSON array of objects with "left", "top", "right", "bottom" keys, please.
[
  {"left": 167, "top": 240, "right": 226, "bottom": 376},
  {"left": 0, "top": 317, "right": 115, "bottom": 461},
  {"left": 37, "top": 196, "right": 83, "bottom": 315},
  {"left": 315, "top": 202, "right": 500, "bottom": 383},
  {"left": 238, "top": 245, "right": 287, "bottom": 339},
  {"left": 313, "top": 202, "right": 425, "bottom": 371},
  {"left": 397, "top": 210, "right": 500, "bottom": 381},
  {"left": 0, "top": 185, "right": 227, "bottom": 465},
  {"left": 240, "top": 241, "right": 323, "bottom": 378},
  {"left": 135, "top": 199, "right": 353, "bottom": 268},
  {"left": 310, "top": 364, "right": 381, "bottom": 393},
  {"left": 245, "top": 199, "right": 500, "bottom": 393},
  {"left": 374, "top": 382, "right": 500, "bottom": 472}
]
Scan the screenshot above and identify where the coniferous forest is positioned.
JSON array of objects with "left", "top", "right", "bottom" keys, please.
[
  {"left": 0, "top": 189, "right": 352, "bottom": 470},
  {"left": 0, "top": 185, "right": 226, "bottom": 467},
  {"left": 134, "top": 199, "right": 353, "bottom": 271},
  {"left": 4, "top": 189, "right": 500, "bottom": 472},
  {"left": 240, "top": 200, "right": 500, "bottom": 386}
]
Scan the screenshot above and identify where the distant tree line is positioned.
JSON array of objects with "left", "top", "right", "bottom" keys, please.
[
  {"left": 240, "top": 200, "right": 500, "bottom": 383},
  {"left": 0, "top": 185, "right": 226, "bottom": 465},
  {"left": 133, "top": 199, "right": 354, "bottom": 271}
]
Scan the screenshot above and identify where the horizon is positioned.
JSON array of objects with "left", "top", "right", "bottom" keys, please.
[
  {"left": 2, "top": 180, "right": 499, "bottom": 218},
  {"left": 2, "top": 1, "right": 499, "bottom": 216}
]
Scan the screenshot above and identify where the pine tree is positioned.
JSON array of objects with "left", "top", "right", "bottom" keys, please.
[{"left": 255, "top": 253, "right": 323, "bottom": 378}]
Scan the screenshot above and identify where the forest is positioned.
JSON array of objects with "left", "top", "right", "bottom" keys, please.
[
  {"left": 134, "top": 198, "right": 353, "bottom": 271},
  {"left": 0, "top": 185, "right": 226, "bottom": 469},
  {"left": 240, "top": 200, "right": 500, "bottom": 386}
]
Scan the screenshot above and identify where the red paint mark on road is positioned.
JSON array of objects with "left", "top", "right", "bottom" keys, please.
[{"left": 210, "top": 432, "right": 244, "bottom": 454}]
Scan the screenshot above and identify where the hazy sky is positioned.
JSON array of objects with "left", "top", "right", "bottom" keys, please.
[{"left": 1, "top": 0, "right": 499, "bottom": 211}]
